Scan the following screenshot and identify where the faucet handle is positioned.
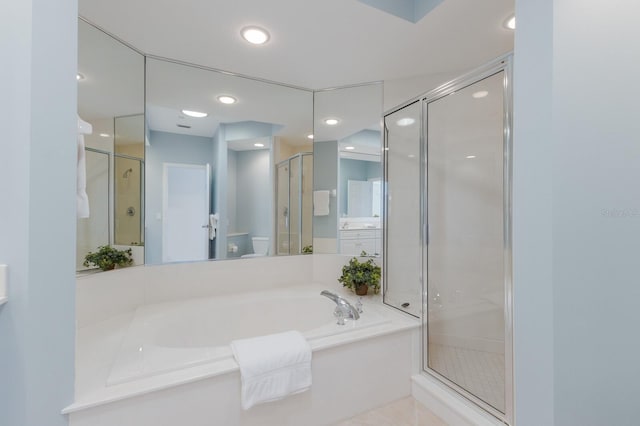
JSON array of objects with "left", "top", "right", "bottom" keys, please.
[
  {"left": 355, "top": 297, "right": 363, "bottom": 313},
  {"left": 335, "top": 309, "right": 346, "bottom": 326}
]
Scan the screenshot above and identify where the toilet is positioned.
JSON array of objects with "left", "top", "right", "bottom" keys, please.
[{"left": 241, "top": 236, "right": 269, "bottom": 258}]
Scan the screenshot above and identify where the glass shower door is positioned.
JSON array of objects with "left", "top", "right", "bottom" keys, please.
[
  {"left": 301, "top": 154, "right": 313, "bottom": 252},
  {"left": 289, "top": 157, "right": 301, "bottom": 254},
  {"left": 383, "top": 101, "right": 422, "bottom": 317},
  {"left": 425, "top": 71, "right": 508, "bottom": 414},
  {"left": 276, "top": 162, "right": 290, "bottom": 255}
]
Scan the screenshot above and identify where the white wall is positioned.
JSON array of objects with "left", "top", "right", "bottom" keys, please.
[{"left": 0, "top": 1, "right": 77, "bottom": 426}]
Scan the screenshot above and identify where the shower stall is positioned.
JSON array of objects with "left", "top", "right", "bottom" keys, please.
[
  {"left": 76, "top": 114, "right": 145, "bottom": 271},
  {"left": 383, "top": 55, "right": 513, "bottom": 423},
  {"left": 276, "top": 153, "right": 313, "bottom": 255}
]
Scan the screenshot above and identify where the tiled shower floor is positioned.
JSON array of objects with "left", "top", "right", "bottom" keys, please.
[{"left": 428, "top": 343, "right": 505, "bottom": 412}]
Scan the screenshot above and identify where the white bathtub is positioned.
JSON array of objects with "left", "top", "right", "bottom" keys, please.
[
  {"left": 68, "top": 256, "right": 420, "bottom": 426},
  {"left": 108, "top": 285, "right": 389, "bottom": 385}
]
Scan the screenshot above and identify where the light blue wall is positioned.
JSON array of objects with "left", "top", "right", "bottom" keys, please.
[
  {"left": 0, "top": 1, "right": 77, "bottom": 425},
  {"left": 513, "top": 1, "right": 554, "bottom": 424},
  {"left": 313, "top": 141, "right": 339, "bottom": 238},
  {"left": 551, "top": 1, "right": 640, "bottom": 424},
  {"left": 236, "top": 149, "right": 273, "bottom": 245},
  {"left": 227, "top": 149, "right": 238, "bottom": 234},
  {"left": 145, "top": 130, "right": 214, "bottom": 264},
  {"left": 515, "top": 1, "right": 640, "bottom": 425},
  {"left": 338, "top": 158, "right": 381, "bottom": 216}
]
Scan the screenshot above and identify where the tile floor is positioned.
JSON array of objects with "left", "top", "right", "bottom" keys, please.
[
  {"left": 333, "top": 396, "right": 447, "bottom": 426},
  {"left": 428, "top": 344, "right": 504, "bottom": 412}
]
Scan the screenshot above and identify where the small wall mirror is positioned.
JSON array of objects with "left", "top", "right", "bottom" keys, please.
[
  {"left": 145, "top": 58, "right": 313, "bottom": 264},
  {"left": 312, "top": 83, "right": 383, "bottom": 255}
]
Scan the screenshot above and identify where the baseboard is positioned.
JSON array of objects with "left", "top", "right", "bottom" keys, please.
[{"left": 411, "top": 374, "right": 505, "bottom": 426}]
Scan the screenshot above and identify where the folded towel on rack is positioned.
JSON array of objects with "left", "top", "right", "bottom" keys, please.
[
  {"left": 313, "top": 190, "right": 330, "bottom": 216},
  {"left": 231, "top": 330, "right": 312, "bottom": 410}
]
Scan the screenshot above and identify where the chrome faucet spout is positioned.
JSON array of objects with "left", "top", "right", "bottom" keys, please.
[{"left": 320, "top": 290, "right": 360, "bottom": 323}]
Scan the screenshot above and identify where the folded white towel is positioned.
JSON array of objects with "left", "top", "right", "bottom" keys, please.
[
  {"left": 231, "top": 330, "right": 312, "bottom": 410},
  {"left": 313, "top": 190, "right": 330, "bottom": 216}
]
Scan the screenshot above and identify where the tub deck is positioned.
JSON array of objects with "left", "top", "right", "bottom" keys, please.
[{"left": 65, "top": 283, "right": 418, "bottom": 415}]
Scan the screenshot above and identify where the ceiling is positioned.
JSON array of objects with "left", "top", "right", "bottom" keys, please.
[{"left": 78, "top": 0, "right": 514, "bottom": 90}]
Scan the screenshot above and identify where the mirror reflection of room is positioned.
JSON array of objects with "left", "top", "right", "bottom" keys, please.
[
  {"left": 339, "top": 130, "right": 382, "bottom": 255},
  {"left": 312, "top": 82, "right": 383, "bottom": 255},
  {"left": 145, "top": 58, "right": 313, "bottom": 264},
  {"left": 76, "top": 20, "right": 145, "bottom": 271}
]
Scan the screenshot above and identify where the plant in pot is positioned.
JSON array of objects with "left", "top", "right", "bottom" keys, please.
[
  {"left": 338, "top": 251, "right": 381, "bottom": 296},
  {"left": 83, "top": 245, "right": 133, "bottom": 271}
]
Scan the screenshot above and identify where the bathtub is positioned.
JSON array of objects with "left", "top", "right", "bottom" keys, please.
[
  {"left": 108, "top": 285, "right": 390, "bottom": 385},
  {"left": 67, "top": 262, "right": 419, "bottom": 426}
]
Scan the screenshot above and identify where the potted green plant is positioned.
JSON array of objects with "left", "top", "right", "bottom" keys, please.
[
  {"left": 83, "top": 245, "right": 133, "bottom": 271},
  {"left": 338, "top": 251, "right": 381, "bottom": 296}
]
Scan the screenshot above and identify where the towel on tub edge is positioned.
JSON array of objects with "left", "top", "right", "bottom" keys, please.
[{"left": 230, "top": 330, "right": 312, "bottom": 410}]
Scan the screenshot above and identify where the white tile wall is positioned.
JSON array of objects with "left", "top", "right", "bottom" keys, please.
[{"left": 76, "top": 255, "right": 353, "bottom": 328}]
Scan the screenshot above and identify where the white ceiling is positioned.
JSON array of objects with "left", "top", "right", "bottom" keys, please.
[{"left": 78, "top": 0, "right": 514, "bottom": 90}]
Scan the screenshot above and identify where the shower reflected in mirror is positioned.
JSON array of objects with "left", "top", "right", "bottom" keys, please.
[{"left": 76, "top": 19, "right": 145, "bottom": 271}]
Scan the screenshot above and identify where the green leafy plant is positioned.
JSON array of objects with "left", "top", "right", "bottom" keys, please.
[
  {"left": 83, "top": 245, "right": 133, "bottom": 271},
  {"left": 338, "top": 251, "right": 381, "bottom": 295},
  {"left": 302, "top": 245, "right": 313, "bottom": 254}
]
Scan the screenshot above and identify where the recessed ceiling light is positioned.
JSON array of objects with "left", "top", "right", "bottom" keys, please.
[
  {"left": 307, "top": 134, "right": 314, "bottom": 140},
  {"left": 254, "top": 143, "right": 265, "bottom": 147},
  {"left": 324, "top": 118, "right": 340, "bottom": 126},
  {"left": 396, "top": 118, "right": 415, "bottom": 127},
  {"left": 505, "top": 15, "right": 516, "bottom": 30},
  {"left": 345, "top": 146, "right": 355, "bottom": 150},
  {"left": 181, "top": 109, "right": 208, "bottom": 118},
  {"left": 408, "top": 154, "right": 416, "bottom": 158},
  {"left": 466, "top": 155, "right": 477, "bottom": 159},
  {"left": 76, "top": 73, "right": 85, "bottom": 81},
  {"left": 241, "top": 26, "right": 270, "bottom": 45},
  {"left": 472, "top": 91, "right": 489, "bottom": 99},
  {"left": 217, "top": 95, "right": 237, "bottom": 105},
  {"left": 99, "top": 133, "right": 110, "bottom": 138}
]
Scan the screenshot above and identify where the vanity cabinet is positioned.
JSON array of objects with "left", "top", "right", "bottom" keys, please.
[{"left": 339, "top": 229, "right": 381, "bottom": 256}]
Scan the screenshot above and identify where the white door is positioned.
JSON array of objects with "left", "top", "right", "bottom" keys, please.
[{"left": 162, "top": 163, "right": 210, "bottom": 263}]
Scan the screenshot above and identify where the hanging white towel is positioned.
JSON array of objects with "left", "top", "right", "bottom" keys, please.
[
  {"left": 209, "top": 213, "right": 219, "bottom": 240},
  {"left": 77, "top": 115, "right": 92, "bottom": 218},
  {"left": 313, "top": 190, "right": 330, "bottom": 216},
  {"left": 231, "top": 330, "right": 312, "bottom": 410}
]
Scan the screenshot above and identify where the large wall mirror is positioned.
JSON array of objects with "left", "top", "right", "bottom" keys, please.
[
  {"left": 76, "top": 20, "right": 145, "bottom": 271},
  {"left": 145, "top": 58, "right": 313, "bottom": 264},
  {"left": 312, "top": 83, "right": 383, "bottom": 255},
  {"left": 77, "top": 19, "right": 384, "bottom": 270}
]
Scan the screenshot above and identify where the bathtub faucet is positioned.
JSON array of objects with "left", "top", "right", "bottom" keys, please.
[{"left": 320, "top": 290, "right": 360, "bottom": 325}]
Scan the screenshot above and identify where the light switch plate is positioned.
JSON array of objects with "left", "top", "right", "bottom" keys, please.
[{"left": 0, "top": 264, "right": 7, "bottom": 305}]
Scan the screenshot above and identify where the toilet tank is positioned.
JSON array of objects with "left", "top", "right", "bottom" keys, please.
[{"left": 251, "top": 237, "right": 269, "bottom": 255}]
